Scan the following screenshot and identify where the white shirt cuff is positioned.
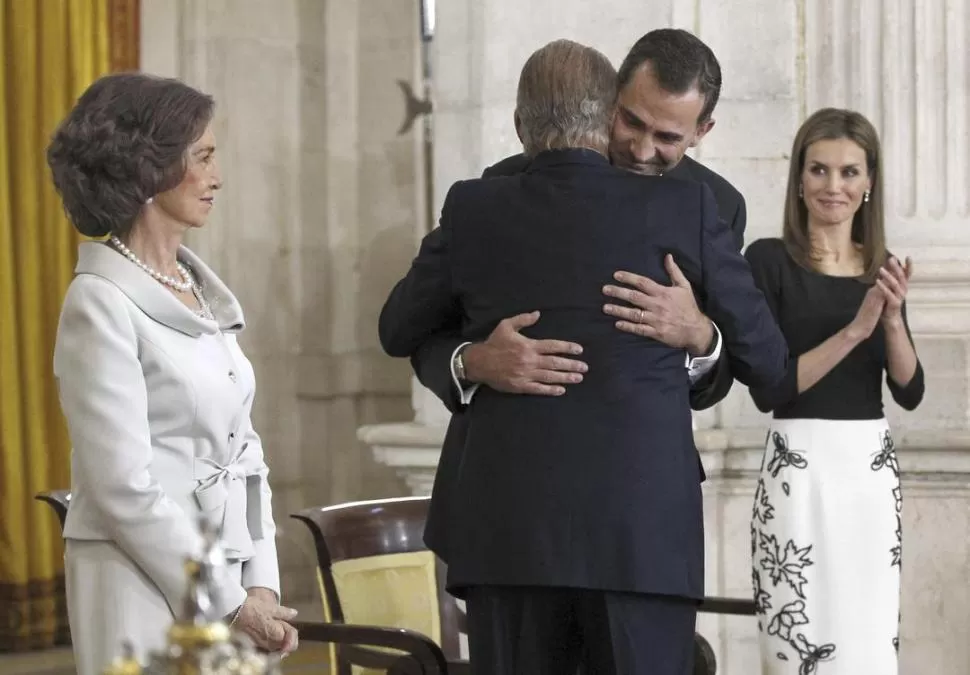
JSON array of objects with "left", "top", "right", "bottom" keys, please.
[
  {"left": 451, "top": 341, "right": 480, "bottom": 406},
  {"left": 685, "top": 322, "right": 722, "bottom": 384}
]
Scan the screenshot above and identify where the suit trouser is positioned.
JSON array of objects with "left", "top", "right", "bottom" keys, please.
[{"left": 464, "top": 585, "right": 697, "bottom": 675}]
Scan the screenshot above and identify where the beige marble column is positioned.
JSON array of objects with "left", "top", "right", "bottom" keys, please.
[{"left": 141, "top": 0, "right": 421, "bottom": 605}]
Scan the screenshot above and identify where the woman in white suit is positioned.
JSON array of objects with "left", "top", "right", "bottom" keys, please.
[{"left": 47, "top": 73, "right": 298, "bottom": 674}]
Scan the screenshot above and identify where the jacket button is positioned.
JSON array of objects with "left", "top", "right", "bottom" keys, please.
[{"left": 228, "top": 370, "right": 237, "bottom": 382}]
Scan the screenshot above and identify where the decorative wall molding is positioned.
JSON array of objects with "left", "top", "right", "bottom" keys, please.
[
  {"left": 108, "top": 0, "right": 140, "bottom": 72},
  {"left": 358, "top": 422, "right": 447, "bottom": 495},
  {"left": 805, "top": 0, "right": 970, "bottom": 238},
  {"left": 360, "top": 421, "right": 970, "bottom": 500}
]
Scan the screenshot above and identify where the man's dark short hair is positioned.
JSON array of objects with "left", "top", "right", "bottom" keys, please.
[
  {"left": 616, "top": 29, "right": 722, "bottom": 123},
  {"left": 47, "top": 72, "right": 214, "bottom": 238}
]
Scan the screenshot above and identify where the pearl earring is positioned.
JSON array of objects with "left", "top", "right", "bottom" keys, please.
[
  {"left": 146, "top": 197, "right": 154, "bottom": 205},
  {"left": 864, "top": 190, "right": 870, "bottom": 203},
  {"left": 798, "top": 184, "right": 804, "bottom": 198}
]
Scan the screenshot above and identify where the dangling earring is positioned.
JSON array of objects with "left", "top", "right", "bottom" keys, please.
[
  {"left": 798, "top": 184, "right": 804, "bottom": 198},
  {"left": 863, "top": 190, "right": 870, "bottom": 203}
]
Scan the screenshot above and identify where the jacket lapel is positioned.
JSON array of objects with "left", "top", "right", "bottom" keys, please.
[{"left": 74, "top": 242, "right": 245, "bottom": 337}]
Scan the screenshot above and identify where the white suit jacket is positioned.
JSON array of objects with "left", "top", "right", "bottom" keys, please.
[{"left": 54, "top": 242, "right": 280, "bottom": 618}]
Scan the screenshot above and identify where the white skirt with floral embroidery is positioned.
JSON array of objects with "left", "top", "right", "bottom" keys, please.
[{"left": 750, "top": 417, "right": 901, "bottom": 675}]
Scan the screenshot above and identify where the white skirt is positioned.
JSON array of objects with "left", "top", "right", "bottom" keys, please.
[
  {"left": 751, "top": 418, "right": 901, "bottom": 675},
  {"left": 65, "top": 539, "right": 243, "bottom": 675}
]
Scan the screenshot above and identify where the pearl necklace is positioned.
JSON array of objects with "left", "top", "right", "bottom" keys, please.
[
  {"left": 192, "top": 285, "right": 215, "bottom": 320},
  {"left": 110, "top": 235, "right": 194, "bottom": 293}
]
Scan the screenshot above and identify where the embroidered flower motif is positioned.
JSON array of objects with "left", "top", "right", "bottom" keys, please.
[
  {"left": 767, "top": 432, "right": 808, "bottom": 477},
  {"left": 870, "top": 430, "right": 899, "bottom": 477},
  {"left": 891, "top": 514, "right": 902, "bottom": 567},
  {"left": 790, "top": 633, "right": 836, "bottom": 674},
  {"left": 752, "top": 567, "right": 772, "bottom": 616},
  {"left": 759, "top": 532, "right": 814, "bottom": 598},
  {"left": 753, "top": 478, "right": 775, "bottom": 525},
  {"left": 766, "top": 599, "right": 810, "bottom": 641}
]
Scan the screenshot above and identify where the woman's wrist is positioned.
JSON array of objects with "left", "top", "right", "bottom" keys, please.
[
  {"left": 246, "top": 586, "right": 279, "bottom": 604},
  {"left": 882, "top": 314, "right": 906, "bottom": 332},
  {"left": 227, "top": 601, "right": 245, "bottom": 627},
  {"left": 840, "top": 322, "right": 868, "bottom": 346}
]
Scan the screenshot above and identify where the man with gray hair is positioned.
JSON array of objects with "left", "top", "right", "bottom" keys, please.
[
  {"left": 379, "top": 39, "right": 786, "bottom": 675},
  {"left": 513, "top": 39, "right": 617, "bottom": 155}
]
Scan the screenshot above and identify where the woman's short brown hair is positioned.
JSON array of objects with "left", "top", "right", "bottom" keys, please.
[
  {"left": 47, "top": 72, "right": 215, "bottom": 237},
  {"left": 782, "top": 107, "right": 887, "bottom": 281}
]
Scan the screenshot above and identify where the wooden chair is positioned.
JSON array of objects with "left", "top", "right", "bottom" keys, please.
[
  {"left": 693, "top": 632, "right": 716, "bottom": 675},
  {"left": 291, "top": 497, "right": 466, "bottom": 675},
  {"left": 293, "top": 496, "right": 757, "bottom": 675},
  {"left": 293, "top": 620, "right": 449, "bottom": 675},
  {"left": 35, "top": 489, "right": 72, "bottom": 530},
  {"left": 693, "top": 596, "right": 758, "bottom": 674}
]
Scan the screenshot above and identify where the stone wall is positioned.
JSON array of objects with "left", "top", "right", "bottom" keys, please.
[
  {"left": 140, "top": 0, "right": 422, "bottom": 604},
  {"left": 364, "top": 1, "right": 970, "bottom": 672}
]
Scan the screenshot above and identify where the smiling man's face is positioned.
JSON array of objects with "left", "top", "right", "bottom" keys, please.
[{"left": 608, "top": 62, "right": 715, "bottom": 176}]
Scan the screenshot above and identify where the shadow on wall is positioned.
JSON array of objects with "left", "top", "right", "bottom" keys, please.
[{"left": 291, "top": 0, "right": 420, "bottom": 513}]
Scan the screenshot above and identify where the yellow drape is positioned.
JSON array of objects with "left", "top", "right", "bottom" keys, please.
[{"left": 0, "top": 0, "right": 110, "bottom": 651}]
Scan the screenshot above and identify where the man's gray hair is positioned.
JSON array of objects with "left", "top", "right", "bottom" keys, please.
[{"left": 516, "top": 40, "right": 617, "bottom": 157}]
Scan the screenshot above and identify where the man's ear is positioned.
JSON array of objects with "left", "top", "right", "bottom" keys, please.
[
  {"left": 514, "top": 110, "right": 524, "bottom": 145},
  {"left": 689, "top": 118, "right": 716, "bottom": 148}
]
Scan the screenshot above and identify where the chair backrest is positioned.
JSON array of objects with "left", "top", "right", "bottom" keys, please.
[
  {"left": 689, "top": 595, "right": 758, "bottom": 674},
  {"left": 35, "top": 490, "right": 72, "bottom": 530},
  {"left": 291, "top": 497, "right": 463, "bottom": 664},
  {"left": 699, "top": 596, "right": 756, "bottom": 616},
  {"left": 293, "top": 620, "right": 450, "bottom": 675},
  {"left": 294, "top": 496, "right": 430, "bottom": 564},
  {"left": 291, "top": 497, "right": 753, "bottom": 675}
]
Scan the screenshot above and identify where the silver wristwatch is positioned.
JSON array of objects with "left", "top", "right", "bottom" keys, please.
[{"left": 453, "top": 344, "right": 469, "bottom": 383}]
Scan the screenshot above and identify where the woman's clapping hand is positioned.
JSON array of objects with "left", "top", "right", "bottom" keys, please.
[{"left": 875, "top": 256, "right": 913, "bottom": 327}]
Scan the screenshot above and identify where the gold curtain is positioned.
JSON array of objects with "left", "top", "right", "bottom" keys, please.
[{"left": 0, "top": 0, "right": 138, "bottom": 652}]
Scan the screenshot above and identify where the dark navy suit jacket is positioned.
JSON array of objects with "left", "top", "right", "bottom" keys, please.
[
  {"left": 395, "top": 153, "right": 746, "bottom": 566},
  {"left": 378, "top": 149, "right": 787, "bottom": 598}
]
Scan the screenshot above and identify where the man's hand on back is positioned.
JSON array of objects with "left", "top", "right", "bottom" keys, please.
[
  {"left": 463, "top": 311, "right": 588, "bottom": 396},
  {"left": 602, "top": 254, "right": 714, "bottom": 356}
]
